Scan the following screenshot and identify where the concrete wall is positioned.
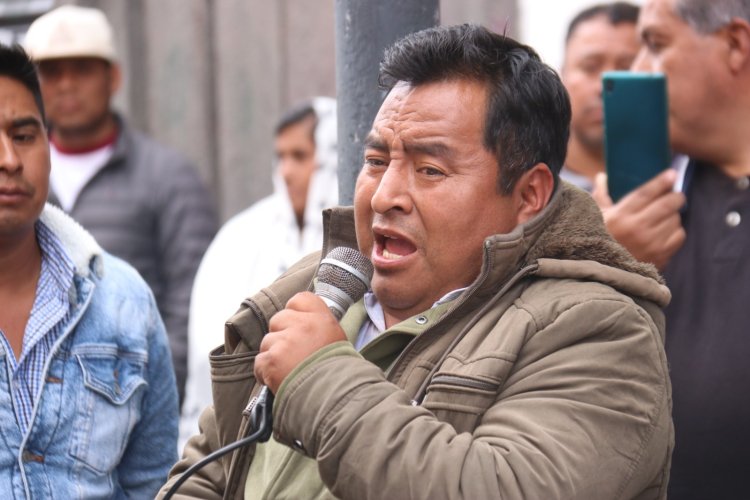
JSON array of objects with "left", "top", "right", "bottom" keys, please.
[{"left": 41, "top": 0, "right": 517, "bottom": 221}]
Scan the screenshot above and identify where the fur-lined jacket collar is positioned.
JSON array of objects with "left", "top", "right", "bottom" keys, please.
[{"left": 39, "top": 203, "right": 103, "bottom": 279}]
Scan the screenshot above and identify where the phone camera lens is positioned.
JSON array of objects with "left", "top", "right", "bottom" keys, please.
[{"left": 604, "top": 80, "right": 615, "bottom": 92}]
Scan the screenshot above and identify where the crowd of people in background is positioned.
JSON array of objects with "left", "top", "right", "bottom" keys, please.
[{"left": 0, "top": 0, "right": 747, "bottom": 498}]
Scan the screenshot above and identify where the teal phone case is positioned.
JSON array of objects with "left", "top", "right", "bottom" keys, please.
[{"left": 602, "top": 71, "right": 671, "bottom": 202}]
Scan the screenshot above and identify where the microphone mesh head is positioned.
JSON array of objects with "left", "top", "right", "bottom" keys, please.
[{"left": 317, "top": 247, "right": 373, "bottom": 304}]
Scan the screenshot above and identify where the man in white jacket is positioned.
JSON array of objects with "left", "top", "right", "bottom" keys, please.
[{"left": 179, "top": 98, "right": 337, "bottom": 449}]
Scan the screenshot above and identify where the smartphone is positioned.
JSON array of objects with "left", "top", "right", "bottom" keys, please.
[{"left": 602, "top": 71, "right": 671, "bottom": 202}]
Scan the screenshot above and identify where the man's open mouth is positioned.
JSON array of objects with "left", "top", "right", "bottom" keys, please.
[{"left": 375, "top": 232, "right": 417, "bottom": 261}]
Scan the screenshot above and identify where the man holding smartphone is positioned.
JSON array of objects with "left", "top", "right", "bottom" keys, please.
[{"left": 594, "top": 0, "right": 750, "bottom": 497}]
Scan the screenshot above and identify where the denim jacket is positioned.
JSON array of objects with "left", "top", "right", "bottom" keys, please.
[{"left": 0, "top": 204, "right": 179, "bottom": 499}]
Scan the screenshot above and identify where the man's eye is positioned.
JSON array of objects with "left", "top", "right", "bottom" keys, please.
[
  {"left": 579, "top": 61, "right": 602, "bottom": 76},
  {"left": 13, "top": 133, "right": 36, "bottom": 144},
  {"left": 365, "top": 158, "right": 387, "bottom": 167},
  {"left": 292, "top": 151, "right": 309, "bottom": 162},
  {"left": 420, "top": 166, "right": 444, "bottom": 177},
  {"left": 615, "top": 58, "right": 636, "bottom": 71},
  {"left": 644, "top": 36, "right": 665, "bottom": 53}
]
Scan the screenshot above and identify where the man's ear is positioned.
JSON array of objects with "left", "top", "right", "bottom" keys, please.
[
  {"left": 513, "top": 163, "right": 555, "bottom": 224},
  {"left": 724, "top": 18, "right": 750, "bottom": 73}
]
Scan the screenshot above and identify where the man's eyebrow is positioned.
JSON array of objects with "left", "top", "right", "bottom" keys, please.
[
  {"left": 403, "top": 140, "right": 451, "bottom": 158},
  {"left": 363, "top": 133, "right": 387, "bottom": 151},
  {"left": 11, "top": 116, "right": 44, "bottom": 130},
  {"left": 363, "top": 134, "right": 453, "bottom": 158}
]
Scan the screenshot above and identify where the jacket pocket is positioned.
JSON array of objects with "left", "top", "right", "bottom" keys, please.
[
  {"left": 69, "top": 347, "right": 147, "bottom": 474},
  {"left": 421, "top": 374, "right": 500, "bottom": 434},
  {"left": 209, "top": 346, "right": 258, "bottom": 448}
]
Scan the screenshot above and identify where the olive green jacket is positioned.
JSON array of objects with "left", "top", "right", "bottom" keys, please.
[{"left": 160, "top": 183, "right": 673, "bottom": 499}]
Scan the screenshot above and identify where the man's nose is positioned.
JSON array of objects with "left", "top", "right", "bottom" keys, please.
[
  {"left": 279, "top": 158, "right": 295, "bottom": 184},
  {"left": 370, "top": 163, "right": 412, "bottom": 214},
  {"left": 59, "top": 70, "right": 78, "bottom": 89},
  {"left": 0, "top": 135, "right": 22, "bottom": 173}
]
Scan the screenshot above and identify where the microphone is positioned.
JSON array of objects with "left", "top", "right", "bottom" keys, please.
[
  {"left": 250, "top": 246, "right": 373, "bottom": 441},
  {"left": 314, "top": 246, "right": 374, "bottom": 320}
]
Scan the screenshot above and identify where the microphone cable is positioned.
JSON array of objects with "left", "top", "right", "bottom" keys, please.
[{"left": 163, "top": 386, "right": 274, "bottom": 499}]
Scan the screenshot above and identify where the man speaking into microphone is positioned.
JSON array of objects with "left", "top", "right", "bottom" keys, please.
[{"left": 162, "top": 24, "right": 673, "bottom": 499}]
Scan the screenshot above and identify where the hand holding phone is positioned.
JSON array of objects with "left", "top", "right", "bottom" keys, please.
[{"left": 595, "top": 169, "right": 686, "bottom": 269}]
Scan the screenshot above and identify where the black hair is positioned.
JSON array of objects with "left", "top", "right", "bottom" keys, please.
[
  {"left": 565, "top": 2, "right": 640, "bottom": 43},
  {"left": 0, "top": 44, "right": 45, "bottom": 119},
  {"left": 275, "top": 102, "right": 317, "bottom": 142},
  {"left": 379, "top": 23, "right": 570, "bottom": 194}
]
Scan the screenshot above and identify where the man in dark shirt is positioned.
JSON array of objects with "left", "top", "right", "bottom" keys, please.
[{"left": 594, "top": 0, "right": 750, "bottom": 497}]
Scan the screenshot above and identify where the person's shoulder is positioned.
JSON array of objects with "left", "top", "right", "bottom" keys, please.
[
  {"left": 119, "top": 119, "right": 198, "bottom": 172},
  {"left": 214, "top": 195, "right": 284, "bottom": 240},
  {"left": 201, "top": 196, "right": 279, "bottom": 262},
  {"left": 513, "top": 265, "right": 665, "bottom": 341},
  {"left": 119, "top": 121, "right": 215, "bottom": 213},
  {"left": 227, "top": 195, "right": 281, "bottom": 226},
  {"left": 521, "top": 272, "right": 633, "bottom": 309},
  {"left": 96, "top": 251, "right": 156, "bottom": 303},
  {"left": 193, "top": 194, "right": 290, "bottom": 298},
  {"left": 119, "top": 119, "right": 176, "bottom": 154},
  {"left": 75, "top": 251, "right": 169, "bottom": 351}
]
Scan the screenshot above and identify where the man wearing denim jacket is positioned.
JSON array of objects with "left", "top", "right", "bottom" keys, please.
[{"left": 0, "top": 44, "right": 178, "bottom": 498}]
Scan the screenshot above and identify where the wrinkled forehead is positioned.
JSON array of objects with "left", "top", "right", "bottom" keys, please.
[
  {"left": 373, "top": 80, "right": 487, "bottom": 130},
  {"left": 375, "top": 82, "right": 418, "bottom": 120}
]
